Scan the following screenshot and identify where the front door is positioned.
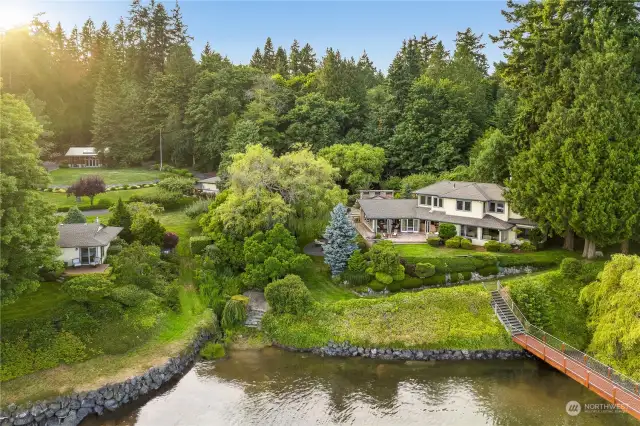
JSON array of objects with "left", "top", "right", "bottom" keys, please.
[{"left": 80, "top": 247, "right": 98, "bottom": 264}]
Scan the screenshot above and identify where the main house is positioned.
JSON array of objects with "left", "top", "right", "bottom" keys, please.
[
  {"left": 357, "top": 181, "right": 536, "bottom": 246},
  {"left": 57, "top": 222, "right": 122, "bottom": 267},
  {"left": 64, "top": 147, "right": 102, "bottom": 168}
]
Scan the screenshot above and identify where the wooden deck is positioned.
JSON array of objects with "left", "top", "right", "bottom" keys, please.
[
  {"left": 64, "top": 264, "right": 110, "bottom": 275},
  {"left": 513, "top": 333, "right": 640, "bottom": 421}
]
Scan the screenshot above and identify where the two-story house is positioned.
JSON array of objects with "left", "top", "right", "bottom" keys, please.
[{"left": 357, "top": 181, "right": 536, "bottom": 245}]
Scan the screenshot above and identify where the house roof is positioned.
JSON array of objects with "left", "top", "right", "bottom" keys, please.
[
  {"left": 65, "top": 147, "right": 97, "bottom": 157},
  {"left": 359, "top": 199, "right": 515, "bottom": 231},
  {"left": 57, "top": 223, "right": 123, "bottom": 248},
  {"left": 198, "top": 176, "right": 221, "bottom": 184},
  {"left": 358, "top": 199, "right": 417, "bottom": 219},
  {"left": 414, "top": 181, "right": 506, "bottom": 202},
  {"left": 507, "top": 217, "right": 537, "bottom": 228}
]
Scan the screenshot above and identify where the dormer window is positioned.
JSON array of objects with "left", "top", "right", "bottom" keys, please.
[
  {"left": 487, "top": 201, "right": 505, "bottom": 213},
  {"left": 420, "top": 196, "right": 442, "bottom": 207},
  {"left": 456, "top": 200, "right": 472, "bottom": 212}
]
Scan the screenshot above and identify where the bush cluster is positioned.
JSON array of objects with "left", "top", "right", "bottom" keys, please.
[
  {"left": 57, "top": 199, "right": 113, "bottom": 212},
  {"left": 190, "top": 236, "right": 213, "bottom": 255},
  {"left": 438, "top": 223, "right": 457, "bottom": 240},
  {"left": 415, "top": 262, "right": 435, "bottom": 278},
  {"left": 484, "top": 240, "right": 501, "bottom": 252},
  {"left": 264, "top": 275, "right": 312, "bottom": 315},
  {"left": 221, "top": 295, "right": 249, "bottom": 329},
  {"left": 560, "top": 258, "right": 582, "bottom": 277},
  {"left": 499, "top": 243, "right": 512, "bottom": 253},
  {"left": 200, "top": 342, "right": 225, "bottom": 360},
  {"left": 151, "top": 164, "right": 193, "bottom": 177},
  {"left": 129, "top": 191, "right": 193, "bottom": 210},
  {"left": 184, "top": 199, "right": 210, "bottom": 219},
  {"left": 519, "top": 241, "right": 536, "bottom": 252},
  {"left": 427, "top": 237, "right": 441, "bottom": 247}
]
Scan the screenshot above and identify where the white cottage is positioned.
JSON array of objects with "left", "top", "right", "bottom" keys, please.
[{"left": 57, "top": 222, "right": 122, "bottom": 267}]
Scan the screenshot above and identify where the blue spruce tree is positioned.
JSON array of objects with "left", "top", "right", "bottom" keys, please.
[{"left": 323, "top": 203, "right": 358, "bottom": 276}]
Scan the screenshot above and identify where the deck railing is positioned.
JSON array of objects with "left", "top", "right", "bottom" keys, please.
[{"left": 495, "top": 281, "right": 640, "bottom": 398}]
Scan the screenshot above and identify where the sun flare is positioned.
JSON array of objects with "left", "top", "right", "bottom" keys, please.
[{"left": 0, "top": 5, "right": 32, "bottom": 31}]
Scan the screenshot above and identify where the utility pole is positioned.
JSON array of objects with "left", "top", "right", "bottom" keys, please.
[{"left": 159, "top": 126, "right": 163, "bottom": 171}]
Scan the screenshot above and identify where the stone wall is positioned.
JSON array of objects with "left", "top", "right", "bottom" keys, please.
[
  {"left": 276, "top": 340, "right": 528, "bottom": 361},
  {"left": 0, "top": 329, "right": 214, "bottom": 426}
]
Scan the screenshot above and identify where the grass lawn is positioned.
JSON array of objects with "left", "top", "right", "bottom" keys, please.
[
  {"left": 41, "top": 186, "right": 159, "bottom": 209},
  {"left": 1, "top": 282, "right": 71, "bottom": 322},
  {"left": 158, "top": 210, "right": 200, "bottom": 255},
  {"left": 49, "top": 167, "right": 163, "bottom": 186},
  {"left": 300, "top": 257, "right": 357, "bottom": 303},
  {"left": 2, "top": 289, "right": 212, "bottom": 406},
  {"left": 263, "top": 284, "right": 516, "bottom": 350}
]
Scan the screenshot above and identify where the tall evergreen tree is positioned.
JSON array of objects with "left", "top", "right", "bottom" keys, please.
[
  {"left": 262, "top": 37, "right": 276, "bottom": 73},
  {"left": 323, "top": 203, "right": 358, "bottom": 276},
  {"left": 250, "top": 47, "right": 263, "bottom": 69},
  {"left": 274, "top": 46, "right": 288, "bottom": 76},
  {"left": 298, "top": 42, "right": 316, "bottom": 74},
  {"left": 289, "top": 39, "right": 301, "bottom": 75}
]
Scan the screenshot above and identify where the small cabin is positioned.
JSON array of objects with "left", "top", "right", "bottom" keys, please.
[{"left": 64, "top": 147, "right": 102, "bottom": 168}]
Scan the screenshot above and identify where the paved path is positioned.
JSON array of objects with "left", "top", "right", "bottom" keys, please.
[{"left": 303, "top": 241, "right": 325, "bottom": 257}]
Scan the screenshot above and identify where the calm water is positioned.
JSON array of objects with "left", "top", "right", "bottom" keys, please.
[{"left": 84, "top": 348, "right": 636, "bottom": 425}]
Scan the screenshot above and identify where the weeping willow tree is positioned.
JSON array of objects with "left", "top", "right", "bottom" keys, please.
[
  {"left": 226, "top": 144, "right": 346, "bottom": 241},
  {"left": 580, "top": 255, "right": 640, "bottom": 379}
]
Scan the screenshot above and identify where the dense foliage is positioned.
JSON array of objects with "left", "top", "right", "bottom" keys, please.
[
  {"left": 580, "top": 255, "right": 640, "bottom": 378},
  {"left": 63, "top": 206, "right": 87, "bottom": 224},
  {"left": 66, "top": 175, "right": 106, "bottom": 206},
  {"left": 264, "top": 274, "right": 313, "bottom": 315},
  {"left": 0, "top": 93, "right": 59, "bottom": 305}
]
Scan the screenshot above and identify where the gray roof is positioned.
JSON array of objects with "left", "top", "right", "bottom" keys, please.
[
  {"left": 199, "top": 176, "right": 221, "bottom": 184},
  {"left": 358, "top": 199, "right": 417, "bottom": 219},
  {"left": 359, "top": 199, "right": 514, "bottom": 231},
  {"left": 65, "top": 147, "right": 97, "bottom": 157},
  {"left": 414, "top": 181, "right": 506, "bottom": 202},
  {"left": 57, "top": 223, "right": 123, "bottom": 248}
]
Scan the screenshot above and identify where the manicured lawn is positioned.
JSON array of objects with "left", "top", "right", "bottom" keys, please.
[
  {"left": 2, "top": 290, "right": 211, "bottom": 406},
  {"left": 395, "top": 243, "right": 478, "bottom": 258},
  {"left": 49, "top": 167, "right": 163, "bottom": 186},
  {"left": 262, "top": 284, "right": 515, "bottom": 350},
  {"left": 1, "top": 282, "right": 71, "bottom": 322},
  {"left": 300, "top": 257, "right": 357, "bottom": 303},
  {"left": 159, "top": 210, "right": 200, "bottom": 255},
  {"left": 41, "top": 187, "right": 159, "bottom": 209}
]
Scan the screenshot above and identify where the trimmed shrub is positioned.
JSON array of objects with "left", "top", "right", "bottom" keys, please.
[
  {"left": 461, "top": 271, "right": 472, "bottom": 281},
  {"left": 129, "top": 191, "right": 191, "bottom": 210},
  {"left": 110, "top": 285, "right": 153, "bottom": 306},
  {"left": 63, "top": 207, "right": 86, "bottom": 224},
  {"left": 478, "top": 265, "right": 499, "bottom": 276},
  {"left": 368, "top": 280, "right": 386, "bottom": 292},
  {"left": 342, "top": 271, "right": 370, "bottom": 286},
  {"left": 163, "top": 232, "right": 179, "bottom": 249},
  {"left": 200, "top": 342, "right": 225, "bottom": 360},
  {"left": 423, "top": 274, "right": 447, "bottom": 286},
  {"left": 355, "top": 234, "right": 368, "bottom": 252},
  {"left": 484, "top": 240, "right": 501, "bottom": 252},
  {"left": 386, "top": 280, "right": 403, "bottom": 292},
  {"left": 427, "top": 237, "right": 441, "bottom": 247},
  {"left": 375, "top": 272, "right": 393, "bottom": 285},
  {"left": 438, "top": 223, "right": 457, "bottom": 240},
  {"left": 415, "top": 262, "right": 436, "bottom": 278},
  {"left": 391, "top": 264, "right": 405, "bottom": 281},
  {"left": 63, "top": 274, "right": 112, "bottom": 302},
  {"left": 460, "top": 239, "right": 473, "bottom": 250},
  {"left": 264, "top": 275, "right": 312, "bottom": 315},
  {"left": 520, "top": 241, "right": 536, "bottom": 252},
  {"left": 347, "top": 250, "right": 367, "bottom": 273},
  {"left": 158, "top": 176, "right": 195, "bottom": 196},
  {"left": 190, "top": 236, "right": 212, "bottom": 255},
  {"left": 221, "top": 295, "right": 249, "bottom": 329},
  {"left": 560, "top": 258, "right": 582, "bottom": 277},
  {"left": 401, "top": 277, "right": 423, "bottom": 289},
  {"left": 445, "top": 236, "right": 463, "bottom": 248},
  {"left": 499, "top": 243, "right": 512, "bottom": 253}
]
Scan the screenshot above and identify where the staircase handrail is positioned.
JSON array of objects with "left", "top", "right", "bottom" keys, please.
[{"left": 494, "top": 282, "right": 640, "bottom": 397}]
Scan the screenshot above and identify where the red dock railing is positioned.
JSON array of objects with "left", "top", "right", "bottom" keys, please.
[{"left": 492, "top": 282, "right": 640, "bottom": 421}]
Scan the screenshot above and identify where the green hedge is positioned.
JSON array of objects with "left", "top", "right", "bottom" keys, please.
[
  {"left": 368, "top": 280, "right": 385, "bottom": 292},
  {"left": 190, "top": 236, "right": 212, "bottom": 255},
  {"left": 402, "top": 254, "right": 497, "bottom": 274},
  {"left": 57, "top": 199, "right": 113, "bottom": 212}
]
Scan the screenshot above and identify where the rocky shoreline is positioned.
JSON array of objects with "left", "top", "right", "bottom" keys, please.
[
  {"left": 275, "top": 340, "right": 528, "bottom": 361},
  {"left": 0, "top": 328, "right": 214, "bottom": 426}
]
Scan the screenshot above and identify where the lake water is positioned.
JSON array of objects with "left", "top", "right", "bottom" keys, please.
[{"left": 83, "top": 347, "right": 636, "bottom": 425}]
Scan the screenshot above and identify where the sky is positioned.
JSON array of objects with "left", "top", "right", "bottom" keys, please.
[{"left": 2, "top": 1, "right": 512, "bottom": 72}]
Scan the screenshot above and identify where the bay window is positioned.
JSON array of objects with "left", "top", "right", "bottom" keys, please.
[{"left": 487, "top": 201, "right": 505, "bottom": 213}]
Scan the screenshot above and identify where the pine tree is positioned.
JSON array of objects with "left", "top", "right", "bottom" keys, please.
[
  {"left": 202, "top": 41, "right": 212, "bottom": 57},
  {"left": 289, "top": 39, "right": 301, "bottom": 75},
  {"left": 274, "top": 46, "right": 288, "bottom": 76},
  {"left": 454, "top": 28, "right": 488, "bottom": 74},
  {"left": 63, "top": 207, "right": 87, "bottom": 224},
  {"left": 79, "top": 18, "right": 95, "bottom": 64},
  {"left": 299, "top": 43, "right": 316, "bottom": 74},
  {"left": 250, "top": 47, "right": 263, "bottom": 69},
  {"left": 323, "top": 203, "right": 358, "bottom": 276},
  {"left": 262, "top": 37, "right": 276, "bottom": 73},
  {"left": 169, "top": 0, "right": 190, "bottom": 45},
  {"left": 418, "top": 33, "right": 437, "bottom": 65},
  {"left": 108, "top": 198, "right": 133, "bottom": 242}
]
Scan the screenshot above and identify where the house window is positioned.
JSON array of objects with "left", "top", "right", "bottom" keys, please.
[
  {"left": 461, "top": 225, "right": 477, "bottom": 238},
  {"left": 401, "top": 219, "right": 419, "bottom": 232},
  {"left": 488, "top": 201, "right": 505, "bottom": 213},
  {"left": 419, "top": 195, "right": 427, "bottom": 205},
  {"left": 456, "top": 200, "right": 472, "bottom": 212},
  {"left": 428, "top": 196, "right": 442, "bottom": 207}
]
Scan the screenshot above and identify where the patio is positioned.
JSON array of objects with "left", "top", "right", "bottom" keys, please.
[
  {"left": 355, "top": 222, "right": 431, "bottom": 244},
  {"left": 64, "top": 264, "right": 110, "bottom": 275}
]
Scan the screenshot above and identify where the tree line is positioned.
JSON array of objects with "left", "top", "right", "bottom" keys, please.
[{"left": 2, "top": 0, "right": 639, "bottom": 260}]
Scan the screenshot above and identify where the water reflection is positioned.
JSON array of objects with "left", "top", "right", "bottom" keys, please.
[{"left": 84, "top": 348, "right": 636, "bottom": 425}]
